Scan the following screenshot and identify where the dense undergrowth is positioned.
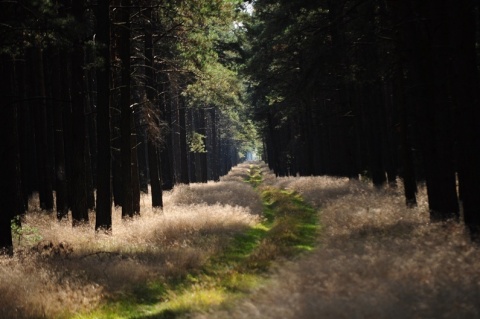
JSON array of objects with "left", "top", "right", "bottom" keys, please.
[{"left": 0, "top": 162, "right": 320, "bottom": 319}]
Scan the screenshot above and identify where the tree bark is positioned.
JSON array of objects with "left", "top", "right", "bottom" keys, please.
[
  {"left": 131, "top": 117, "right": 141, "bottom": 215},
  {"left": 51, "top": 49, "right": 69, "bottom": 220},
  {"left": 144, "top": 7, "right": 163, "bottom": 208},
  {"left": 400, "top": 1, "right": 459, "bottom": 221},
  {"left": 29, "top": 47, "right": 54, "bottom": 210},
  {"left": 449, "top": 0, "right": 480, "bottom": 240},
  {"left": 198, "top": 108, "right": 208, "bottom": 183},
  {"left": 119, "top": 0, "right": 134, "bottom": 218},
  {"left": 0, "top": 53, "right": 22, "bottom": 255},
  {"left": 159, "top": 76, "right": 174, "bottom": 190},
  {"left": 210, "top": 108, "right": 220, "bottom": 181},
  {"left": 178, "top": 98, "right": 190, "bottom": 184},
  {"left": 95, "top": 0, "right": 112, "bottom": 231},
  {"left": 71, "top": 0, "right": 89, "bottom": 225}
]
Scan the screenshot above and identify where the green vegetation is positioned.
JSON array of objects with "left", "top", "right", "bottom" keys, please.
[
  {"left": 10, "top": 217, "right": 42, "bottom": 247},
  {"left": 75, "top": 164, "right": 320, "bottom": 319}
]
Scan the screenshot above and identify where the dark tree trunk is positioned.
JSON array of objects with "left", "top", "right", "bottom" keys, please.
[
  {"left": 387, "top": 0, "right": 418, "bottom": 206},
  {"left": 84, "top": 49, "right": 96, "bottom": 212},
  {"left": 159, "top": 77, "right": 174, "bottom": 190},
  {"left": 95, "top": 0, "right": 112, "bottom": 231},
  {"left": 178, "top": 99, "right": 190, "bottom": 184},
  {"left": 148, "top": 142, "right": 163, "bottom": 208},
  {"left": 29, "top": 47, "right": 54, "bottom": 210},
  {"left": 16, "top": 55, "right": 36, "bottom": 209},
  {"left": 144, "top": 8, "right": 163, "bottom": 208},
  {"left": 71, "top": 0, "right": 89, "bottom": 225},
  {"left": 187, "top": 107, "right": 197, "bottom": 183},
  {"left": 210, "top": 108, "right": 220, "bottom": 181},
  {"left": 0, "top": 53, "right": 24, "bottom": 255},
  {"left": 119, "top": 0, "right": 134, "bottom": 218},
  {"left": 198, "top": 108, "right": 208, "bottom": 183},
  {"left": 394, "top": 65, "right": 417, "bottom": 207},
  {"left": 85, "top": 130, "right": 95, "bottom": 211},
  {"left": 400, "top": 1, "right": 459, "bottom": 221},
  {"left": 136, "top": 123, "right": 149, "bottom": 193},
  {"left": 85, "top": 45, "right": 98, "bottom": 190},
  {"left": 112, "top": 147, "right": 123, "bottom": 207},
  {"left": 131, "top": 117, "right": 141, "bottom": 215},
  {"left": 449, "top": 0, "right": 480, "bottom": 241},
  {"left": 51, "top": 50, "right": 69, "bottom": 219}
]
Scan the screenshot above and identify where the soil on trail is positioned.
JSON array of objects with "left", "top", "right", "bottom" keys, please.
[{"left": 196, "top": 163, "right": 480, "bottom": 319}]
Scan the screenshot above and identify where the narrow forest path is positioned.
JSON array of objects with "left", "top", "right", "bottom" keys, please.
[{"left": 195, "top": 163, "right": 480, "bottom": 319}]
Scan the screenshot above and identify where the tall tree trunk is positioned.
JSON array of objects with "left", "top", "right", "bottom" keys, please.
[
  {"left": 159, "top": 76, "right": 174, "bottom": 190},
  {"left": 85, "top": 129, "right": 95, "bottom": 210},
  {"left": 71, "top": 0, "right": 89, "bottom": 225},
  {"left": 187, "top": 107, "right": 197, "bottom": 183},
  {"left": 178, "top": 98, "right": 190, "bottom": 184},
  {"left": 84, "top": 48, "right": 96, "bottom": 212},
  {"left": 198, "top": 108, "right": 208, "bottom": 183},
  {"left": 400, "top": 1, "right": 459, "bottom": 221},
  {"left": 210, "top": 108, "right": 220, "bottom": 181},
  {"left": 386, "top": 0, "right": 418, "bottom": 206},
  {"left": 119, "top": 0, "right": 134, "bottom": 218},
  {"left": 131, "top": 117, "right": 141, "bottom": 215},
  {"left": 0, "top": 54, "right": 18, "bottom": 255},
  {"left": 449, "top": 0, "right": 480, "bottom": 241},
  {"left": 17, "top": 55, "right": 36, "bottom": 209},
  {"left": 144, "top": 7, "right": 163, "bottom": 208},
  {"left": 148, "top": 142, "right": 163, "bottom": 208},
  {"left": 394, "top": 65, "right": 417, "bottom": 207},
  {"left": 29, "top": 47, "right": 54, "bottom": 210},
  {"left": 95, "top": 0, "right": 112, "bottom": 231},
  {"left": 62, "top": 54, "right": 75, "bottom": 212},
  {"left": 135, "top": 119, "right": 149, "bottom": 193},
  {"left": 52, "top": 50, "right": 69, "bottom": 220}
]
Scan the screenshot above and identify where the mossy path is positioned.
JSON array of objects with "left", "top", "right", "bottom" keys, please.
[{"left": 76, "top": 163, "right": 320, "bottom": 319}]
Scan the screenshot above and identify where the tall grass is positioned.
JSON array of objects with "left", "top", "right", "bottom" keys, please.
[
  {"left": 198, "top": 174, "right": 480, "bottom": 319},
  {"left": 0, "top": 168, "right": 261, "bottom": 319}
]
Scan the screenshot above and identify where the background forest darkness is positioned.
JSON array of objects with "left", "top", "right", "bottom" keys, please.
[{"left": 1, "top": 0, "right": 480, "bottom": 254}]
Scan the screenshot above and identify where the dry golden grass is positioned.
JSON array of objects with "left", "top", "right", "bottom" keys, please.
[
  {"left": 0, "top": 170, "right": 261, "bottom": 319},
  {"left": 197, "top": 174, "right": 480, "bottom": 319}
]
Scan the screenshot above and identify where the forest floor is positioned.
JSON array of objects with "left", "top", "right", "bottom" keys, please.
[
  {"left": 199, "top": 164, "right": 480, "bottom": 319},
  {"left": 1, "top": 162, "right": 480, "bottom": 318}
]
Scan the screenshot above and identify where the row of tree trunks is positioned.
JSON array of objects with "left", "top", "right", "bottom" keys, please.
[
  {"left": 1, "top": 1, "right": 245, "bottom": 253},
  {"left": 258, "top": 0, "right": 480, "bottom": 241}
]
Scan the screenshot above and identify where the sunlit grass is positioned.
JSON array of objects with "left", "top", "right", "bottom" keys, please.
[
  {"left": 201, "top": 174, "right": 480, "bottom": 319},
  {"left": 1, "top": 162, "right": 322, "bottom": 319}
]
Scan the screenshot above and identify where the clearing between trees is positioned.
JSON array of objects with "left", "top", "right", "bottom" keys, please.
[{"left": 1, "top": 162, "right": 479, "bottom": 318}]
